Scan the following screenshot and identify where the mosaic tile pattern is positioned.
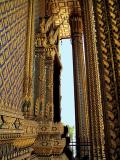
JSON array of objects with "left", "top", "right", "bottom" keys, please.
[
  {"left": 0, "top": 0, "right": 29, "bottom": 109},
  {"left": 46, "top": 0, "right": 81, "bottom": 39}
]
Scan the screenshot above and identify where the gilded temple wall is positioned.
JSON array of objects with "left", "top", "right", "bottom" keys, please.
[{"left": 0, "top": 0, "right": 29, "bottom": 110}]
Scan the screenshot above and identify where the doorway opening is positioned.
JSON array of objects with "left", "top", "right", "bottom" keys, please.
[{"left": 60, "top": 39, "right": 76, "bottom": 156}]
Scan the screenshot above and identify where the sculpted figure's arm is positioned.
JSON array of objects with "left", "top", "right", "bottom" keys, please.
[
  {"left": 49, "top": 27, "right": 60, "bottom": 45},
  {"left": 40, "top": 18, "right": 45, "bottom": 33},
  {"left": 45, "top": 15, "right": 57, "bottom": 33}
]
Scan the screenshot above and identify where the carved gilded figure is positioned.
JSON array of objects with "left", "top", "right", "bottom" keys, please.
[{"left": 40, "top": 18, "right": 46, "bottom": 33}]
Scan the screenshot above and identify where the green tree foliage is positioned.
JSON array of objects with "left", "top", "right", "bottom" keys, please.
[{"left": 67, "top": 125, "right": 74, "bottom": 140}]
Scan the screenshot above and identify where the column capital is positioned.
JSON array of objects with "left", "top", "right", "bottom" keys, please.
[
  {"left": 35, "top": 33, "right": 47, "bottom": 48},
  {"left": 70, "top": 14, "right": 82, "bottom": 35},
  {"left": 45, "top": 46, "right": 56, "bottom": 59}
]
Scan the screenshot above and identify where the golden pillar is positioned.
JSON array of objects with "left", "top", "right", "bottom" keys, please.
[
  {"left": 34, "top": 16, "right": 59, "bottom": 122},
  {"left": 45, "top": 47, "right": 55, "bottom": 121},
  {"left": 106, "top": 0, "right": 120, "bottom": 107},
  {"left": 79, "top": 0, "right": 106, "bottom": 159},
  {"left": 70, "top": 14, "right": 89, "bottom": 157},
  {"left": 80, "top": 0, "right": 120, "bottom": 159},
  {"left": 23, "top": 0, "right": 35, "bottom": 118},
  {"left": 34, "top": 34, "right": 46, "bottom": 121},
  {"left": 92, "top": 0, "right": 120, "bottom": 159},
  {"left": 28, "top": 0, "right": 35, "bottom": 117}
]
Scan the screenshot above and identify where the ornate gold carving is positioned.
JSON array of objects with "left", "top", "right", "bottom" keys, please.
[
  {"left": 13, "top": 138, "right": 36, "bottom": 148},
  {"left": 35, "top": 33, "right": 47, "bottom": 47},
  {"left": 33, "top": 122, "right": 65, "bottom": 156},
  {"left": 23, "top": 0, "right": 35, "bottom": 118},
  {"left": 14, "top": 118, "right": 21, "bottom": 129},
  {"left": 92, "top": 0, "right": 120, "bottom": 159},
  {"left": 28, "top": 0, "right": 35, "bottom": 118},
  {"left": 40, "top": 16, "right": 56, "bottom": 34},
  {"left": 52, "top": 123, "right": 64, "bottom": 134},
  {"left": 34, "top": 16, "right": 60, "bottom": 122},
  {"left": 34, "top": 15, "right": 60, "bottom": 122},
  {"left": 35, "top": 98, "right": 39, "bottom": 117},
  {"left": 0, "top": 103, "right": 39, "bottom": 149},
  {"left": 46, "top": 47, "right": 56, "bottom": 59},
  {"left": 107, "top": 0, "right": 120, "bottom": 105},
  {"left": 34, "top": 47, "right": 46, "bottom": 119},
  {"left": 48, "top": 27, "right": 60, "bottom": 45},
  {"left": 0, "top": 115, "right": 3, "bottom": 128},
  {"left": 1, "top": 116, "right": 16, "bottom": 129},
  {"left": 0, "top": 100, "right": 23, "bottom": 120},
  {"left": 52, "top": 139, "right": 66, "bottom": 155},
  {"left": 40, "top": 18, "right": 46, "bottom": 33},
  {"left": 80, "top": 0, "right": 106, "bottom": 158},
  {"left": 35, "top": 16, "right": 59, "bottom": 48},
  {"left": 45, "top": 51, "right": 54, "bottom": 121},
  {"left": 12, "top": 119, "right": 39, "bottom": 149}
]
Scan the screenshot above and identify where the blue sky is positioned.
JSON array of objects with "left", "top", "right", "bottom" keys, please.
[{"left": 60, "top": 39, "right": 75, "bottom": 128}]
